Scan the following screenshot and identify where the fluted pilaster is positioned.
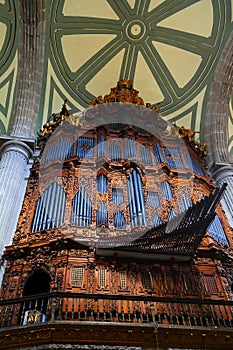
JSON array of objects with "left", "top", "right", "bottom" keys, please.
[
  {"left": 0, "top": 139, "right": 33, "bottom": 282},
  {"left": 205, "top": 32, "right": 233, "bottom": 228},
  {"left": 212, "top": 164, "right": 233, "bottom": 228},
  {"left": 205, "top": 32, "right": 233, "bottom": 167},
  {"left": 9, "top": 0, "right": 46, "bottom": 139}
]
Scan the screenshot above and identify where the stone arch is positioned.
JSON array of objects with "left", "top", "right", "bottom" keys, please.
[{"left": 23, "top": 268, "right": 51, "bottom": 296}]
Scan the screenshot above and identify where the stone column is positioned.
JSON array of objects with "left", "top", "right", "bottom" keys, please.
[
  {"left": 0, "top": 139, "right": 33, "bottom": 283},
  {"left": 205, "top": 33, "right": 233, "bottom": 227},
  {"left": 212, "top": 164, "right": 233, "bottom": 227}
]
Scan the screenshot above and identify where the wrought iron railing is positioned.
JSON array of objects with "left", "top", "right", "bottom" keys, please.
[{"left": 1, "top": 292, "right": 233, "bottom": 329}]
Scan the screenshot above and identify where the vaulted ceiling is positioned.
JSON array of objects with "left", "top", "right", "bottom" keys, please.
[{"left": 0, "top": 0, "right": 232, "bottom": 156}]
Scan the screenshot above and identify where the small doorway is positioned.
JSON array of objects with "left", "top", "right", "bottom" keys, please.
[{"left": 21, "top": 269, "right": 51, "bottom": 325}]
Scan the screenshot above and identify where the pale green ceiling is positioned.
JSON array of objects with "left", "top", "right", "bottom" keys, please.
[
  {"left": 0, "top": 0, "right": 232, "bottom": 154},
  {"left": 0, "top": 0, "right": 17, "bottom": 134}
]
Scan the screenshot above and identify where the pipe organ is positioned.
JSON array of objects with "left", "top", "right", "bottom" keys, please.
[{"left": 1, "top": 81, "right": 233, "bottom": 333}]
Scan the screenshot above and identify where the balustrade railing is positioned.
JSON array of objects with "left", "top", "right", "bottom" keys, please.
[{"left": 1, "top": 292, "right": 233, "bottom": 329}]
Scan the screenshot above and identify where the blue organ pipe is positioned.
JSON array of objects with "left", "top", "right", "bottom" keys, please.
[
  {"left": 61, "top": 140, "right": 65, "bottom": 159},
  {"left": 79, "top": 187, "right": 83, "bottom": 226},
  {"left": 43, "top": 184, "right": 52, "bottom": 229},
  {"left": 128, "top": 175, "right": 137, "bottom": 227},
  {"left": 132, "top": 171, "right": 142, "bottom": 226},
  {"left": 82, "top": 187, "right": 87, "bottom": 226},
  {"left": 136, "top": 171, "right": 147, "bottom": 225},
  {"left": 51, "top": 182, "right": 59, "bottom": 228},
  {"left": 81, "top": 188, "right": 86, "bottom": 226},
  {"left": 39, "top": 188, "right": 49, "bottom": 230},
  {"left": 52, "top": 183, "right": 60, "bottom": 226},
  {"left": 32, "top": 197, "right": 41, "bottom": 232},
  {"left": 73, "top": 192, "right": 77, "bottom": 226},
  {"left": 39, "top": 189, "right": 48, "bottom": 230},
  {"left": 38, "top": 189, "right": 46, "bottom": 230},
  {"left": 85, "top": 191, "right": 89, "bottom": 225},
  {"left": 74, "top": 189, "right": 79, "bottom": 226},
  {"left": 73, "top": 190, "right": 77, "bottom": 226},
  {"left": 60, "top": 191, "right": 66, "bottom": 226},
  {"left": 60, "top": 140, "right": 64, "bottom": 159},
  {"left": 47, "top": 182, "right": 55, "bottom": 228},
  {"left": 78, "top": 188, "right": 82, "bottom": 226},
  {"left": 51, "top": 183, "right": 59, "bottom": 227},
  {"left": 73, "top": 191, "right": 77, "bottom": 226},
  {"left": 47, "top": 182, "right": 56, "bottom": 228},
  {"left": 58, "top": 190, "right": 63, "bottom": 226},
  {"left": 80, "top": 187, "right": 84, "bottom": 226},
  {"left": 55, "top": 186, "right": 63, "bottom": 227},
  {"left": 35, "top": 197, "right": 43, "bottom": 231},
  {"left": 86, "top": 198, "right": 90, "bottom": 225},
  {"left": 59, "top": 190, "right": 65, "bottom": 226},
  {"left": 84, "top": 190, "right": 89, "bottom": 225},
  {"left": 80, "top": 186, "right": 85, "bottom": 225},
  {"left": 87, "top": 195, "right": 92, "bottom": 225},
  {"left": 128, "top": 182, "right": 134, "bottom": 226},
  {"left": 52, "top": 186, "right": 61, "bottom": 228},
  {"left": 77, "top": 188, "right": 81, "bottom": 226}
]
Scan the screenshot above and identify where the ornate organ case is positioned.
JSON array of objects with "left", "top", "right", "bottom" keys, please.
[{"left": 1, "top": 80, "right": 233, "bottom": 314}]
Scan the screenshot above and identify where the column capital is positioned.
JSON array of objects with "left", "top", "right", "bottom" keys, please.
[{"left": 0, "top": 136, "right": 35, "bottom": 159}]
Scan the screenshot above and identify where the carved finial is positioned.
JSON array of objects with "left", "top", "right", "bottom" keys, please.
[
  {"left": 38, "top": 100, "right": 73, "bottom": 139},
  {"left": 90, "top": 79, "right": 146, "bottom": 106},
  {"left": 178, "top": 126, "right": 207, "bottom": 157},
  {"left": 89, "top": 79, "right": 162, "bottom": 113}
]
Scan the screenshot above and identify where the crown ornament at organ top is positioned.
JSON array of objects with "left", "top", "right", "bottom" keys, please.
[
  {"left": 37, "top": 79, "right": 206, "bottom": 156},
  {"left": 38, "top": 79, "right": 160, "bottom": 139}
]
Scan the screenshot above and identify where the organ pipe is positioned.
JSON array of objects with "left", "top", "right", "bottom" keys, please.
[
  {"left": 45, "top": 139, "right": 73, "bottom": 163},
  {"left": 153, "top": 143, "right": 164, "bottom": 164},
  {"left": 97, "top": 174, "right": 107, "bottom": 193},
  {"left": 140, "top": 145, "right": 152, "bottom": 165},
  {"left": 71, "top": 186, "right": 92, "bottom": 227},
  {"left": 114, "top": 210, "right": 126, "bottom": 229},
  {"left": 97, "top": 136, "right": 107, "bottom": 157},
  {"left": 208, "top": 215, "right": 228, "bottom": 245},
  {"left": 128, "top": 170, "right": 147, "bottom": 228},
  {"left": 110, "top": 142, "right": 121, "bottom": 162},
  {"left": 96, "top": 202, "right": 108, "bottom": 227},
  {"left": 32, "top": 182, "right": 66, "bottom": 232}
]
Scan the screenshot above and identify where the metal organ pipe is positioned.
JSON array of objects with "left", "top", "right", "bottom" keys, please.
[
  {"left": 55, "top": 185, "right": 64, "bottom": 227},
  {"left": 153, "top": 143, "right": 164, "bottom": 164},
  {"left": 53, "top": 186, "right": 61, "bottom": 228},
  {"left": 114, "top": 210, "right": 126, "bottom": 229},
  {"left": 128, "top": 176, "right": 137, "bottom": 227},
  {"left": 60, "top": 191, "right": 66, "bottom": 226},
  {"left": 79, "top": 186, "right": 85, "bottom": 226},
  {"left": 31, "top": 182, "right": 66, "bottom": 232},
  {"left": 32, "top": 197, "right": 41, "bottom": 232},
  {"left": 137, "top": 171, "right": 147, "bottom": 226},
  {"left": 97, "top": 136, "right": 107, "bottom": 157},
  {"left": 132, "top": 170, "right": 142, "bottom": 226},
  {"left": 97, "top": 202, "right": 108, "bottom": 226},
  {"left": 39, "top": 188, "right": 49, "bottom": 231},
  {"left": 42, "top": 185, "right": 52, "bottom": 230},
  {"left": 128, "top": 170, "right": 147, "bottom": 228},
  {"left": 71, "top": 186, "right": 92, "bottom": 227},
  {"left": 49, "top": 182, "right": 57, "bottom": 229}
]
